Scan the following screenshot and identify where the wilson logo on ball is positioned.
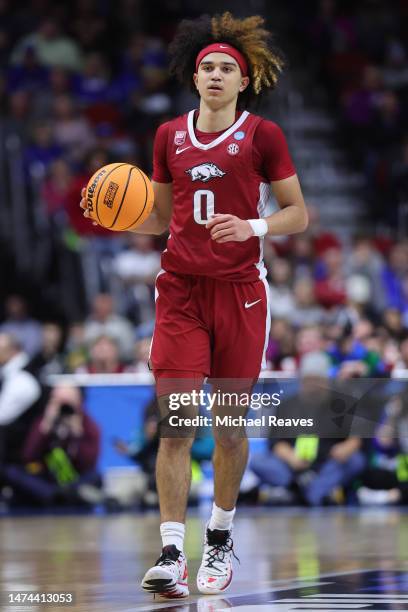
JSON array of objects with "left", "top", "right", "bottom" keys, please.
[
  {"left": 103, "top": 181, "right": 119, "bottom": 209},
  {"left": 86, "top": 168, "right": 107, "bottom": 212}
]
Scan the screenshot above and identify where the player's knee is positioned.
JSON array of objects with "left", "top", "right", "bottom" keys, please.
[
  {"left": 214, "top": 432, "right": 247, "bottom": 451},
  {"left": 159, "top": 437, "right": 194, "bottom": 454}
]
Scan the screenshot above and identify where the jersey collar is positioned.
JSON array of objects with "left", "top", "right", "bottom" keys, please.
[{"left": 187, "top": 109, "right": 250, "bottom": 150}]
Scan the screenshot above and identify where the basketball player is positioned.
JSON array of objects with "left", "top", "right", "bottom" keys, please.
[{"left": 81, "top": 12, "right": 307, "bottom": 599}]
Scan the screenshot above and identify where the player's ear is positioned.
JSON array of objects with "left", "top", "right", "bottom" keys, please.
[
  {"left": 193, "top": 72, "right": 199, "bottom": 90},
  {"left": 239, "top": 76, "right": 250, "bottom": 92}
]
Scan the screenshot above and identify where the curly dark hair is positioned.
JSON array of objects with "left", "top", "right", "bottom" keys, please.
[{"left": 168, "top": 12, "right": 285, "bottom": 109}]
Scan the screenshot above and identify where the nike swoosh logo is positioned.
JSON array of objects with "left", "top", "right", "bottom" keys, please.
[
  {"left": 245, "top": 299, "right": 262, "bottom": 309},
  {"left": 176, "top": 146, "right": 191, "bottom": 154},
  {"left": 219, "top": 45, "right": 229, "bottom": 48}
]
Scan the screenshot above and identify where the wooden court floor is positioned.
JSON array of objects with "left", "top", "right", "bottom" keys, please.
[{"left": 0, "top": 508, "right": 407, "bottom": 611}]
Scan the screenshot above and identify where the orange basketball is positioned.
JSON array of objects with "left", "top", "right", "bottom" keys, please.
[{"left": 85, "top": 163, "right": 154, "bottom": 231}]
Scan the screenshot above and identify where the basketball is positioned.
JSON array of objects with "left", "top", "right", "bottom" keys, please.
[{"left": 85, "top": 163, "right": 154, "bottom": 231}]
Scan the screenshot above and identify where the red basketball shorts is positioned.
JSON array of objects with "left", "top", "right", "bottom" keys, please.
[{"left": 150, "top": 271, "right": 271, "bottom": 379}]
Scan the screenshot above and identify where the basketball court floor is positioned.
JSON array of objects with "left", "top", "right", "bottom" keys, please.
[{"left": 0, "top": 507, "right": 407, "bottom": 611}]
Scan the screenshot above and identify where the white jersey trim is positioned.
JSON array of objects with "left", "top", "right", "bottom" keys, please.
[
  {"left": 257, "top": 183, "right": 270, "bottom": 369},
  {"left": 255, "top": 182, "right": 269, "bottom": 280},
  {"left": 187, "top": 109, "right": 250, "bottom": 150},
  {"left": 149, "top": 269, "right": 166, "bottom": 361},
  {"left": 261, "top": 277, "right": 271, "bottom": 370}
]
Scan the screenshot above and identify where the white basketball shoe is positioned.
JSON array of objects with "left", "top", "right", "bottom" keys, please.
[
  {"left": 197, "top": 526, "right": 238, "bottom": 594},
  {"left": 141, "top": 544, "right": 189, "bottom": 598}
]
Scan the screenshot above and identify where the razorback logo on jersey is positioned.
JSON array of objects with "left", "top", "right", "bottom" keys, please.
[{"left": 185, "top": 162, "right": 226, "bottom": 183}]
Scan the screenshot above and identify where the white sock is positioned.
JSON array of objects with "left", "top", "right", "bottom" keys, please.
[
  {"left": 208, "top": 502, "right": 235, "bottom": 532},
  {"left": 160, "top": 521, "right": 185, "bottom": 552}
]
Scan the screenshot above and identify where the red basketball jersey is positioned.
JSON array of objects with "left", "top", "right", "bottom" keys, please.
[{"left": 153, "top": 110, "right": 291, "bottom": 282}]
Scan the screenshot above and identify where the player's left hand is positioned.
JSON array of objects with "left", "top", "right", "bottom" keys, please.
[{"left": 206, "top": 214, "right": 254, "bottom": 243}]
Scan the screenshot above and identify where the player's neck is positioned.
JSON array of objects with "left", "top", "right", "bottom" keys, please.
[{"left": 196, "top": 100, "right": 238, "bottom": 133}]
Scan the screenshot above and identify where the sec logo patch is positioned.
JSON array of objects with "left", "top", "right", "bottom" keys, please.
[{"left": 227, "top": 143, "right": 240, "bottom": 155}]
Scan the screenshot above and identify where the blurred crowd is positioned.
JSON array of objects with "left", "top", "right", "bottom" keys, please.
[
  {"left": 4, "top": 203, "right": 408, "bottom": 381},
  {"left": 0, "top": 0, "right": 193, "bottom": 319},
  {"left": 0, "top": 0, "right": 407, "bottom": 511},
  {"left": 0, "top": 204, "right": 408, "bottom": 510},
  {"left": 290, "top": 0, "right": 408, "bottom": 227}
]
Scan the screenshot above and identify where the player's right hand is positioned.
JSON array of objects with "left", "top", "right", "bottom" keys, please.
[{"left": 80, "top": 187, "right": 98, "bottom": 225}]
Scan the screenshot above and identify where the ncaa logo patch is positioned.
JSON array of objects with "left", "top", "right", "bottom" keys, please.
[
  {"left": 234, "top": 131, "right": 245, "bottom": 140},
  {"left": 174, "top": 131, "right": 187, "bottom": 145},
  {"left": 227, "top": 143, "right": 240, "bottom": 155}
]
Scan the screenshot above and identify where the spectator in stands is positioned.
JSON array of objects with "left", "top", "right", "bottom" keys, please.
[
  {"left": 0, "top": 4, "right": 12, "bottom": 71},
  {"left": 251, "top": 351, "right": 366, "bottom": 505},
  {"left": 137, "top": 65, "right": 172, "bottom": 119},
  {"left": 269, "top": 257, "right": 295, "bottom": 320},
  {"left": 382, "top": 307, "right": 405, "bottom": 342},
  {"left": 328, "top": 274, "right": 378, "bottom": 329},
  {"left": 303, "top": 204, "right": 341, "bottom": 256},
  {"left": 11, "top": 17, "right": 82, "bottom": 72},
  {"left": 113, "top": 234, "right": 161, "bottom": 324},
  {"left": 0, "top": 295, "right": 42, "bottom": 357},
  {"left": 290, "top": 277, "right": 324, "bottom": 328},
  {"left": 381, "top": 337, "right": 401, "bottom": 376},
  {"left": 391, "top": 140, "right": 408, "bottom": 204},
  {"left": 381, "top": 242, "right": 408, "bottom": 320},
  {"left": 71, "top": 3, "right": 110, "bottom": 58},
  {"left": 315, "top": 246, "right": 347, "bottom": 308},
  {"left": 290, "top": 235, "right": 316, "bottom": 279},
  {"left": 358, "top": 392, "right": 408, "bottom": 505},
  {"left": 370, "top": 91, "right": 402, "bottom": 156},
  {"left": 297, "top": 324, "right": 326, "bottom": 357},
  {"left": 113, "top": 396, "right": 159, "bottom": 507},
  {"left": 265, "top": 318, "right": 296, "bottom": 371},
  {"left": 52, "top": 94, "right": 95, "bottom": 162},
  {"left": 273, "top": 323, "right": 327, "bottom": 374},
  {"left": 84, "top": 293, "right": 134, "bottom": 361},
  {"left": 78, "top": 334, "right": 125, "bottom": 374},
  {"left": 7, "top": 45, "right": 48, "bottom": 94},
  {"left": 112, "top": 33, "right": 144, "bottom": 103},
  {"left": 342, "top": 65, "right": 384, "bottom": 151},
  {"left": 74, "top": 51, "right": 111, "bottom": 105},
  {"left": 64, "top": 322, "right": 88, "bottom": 373},
  {"left": 347, "top": 236, "right": 385, "bottom": 312},
  {"left": 0, "top": 333, "right": 42, "bottom": 465},
  {"left": 125, "top": 336, "right": 153, "bottom": 374},
  {"left": 24, "top": 121, "right": 63, "bottom": 176},
  {"left": 4, "top": 89, "right": 32, "bottom": 140},
  {"left": 382, "top": 36, "right": 408, "bottom": 90},
  {"left": 28, "top": 322, "right": 65, "bottom": 382},
  {"left": 328, "top": 323, "right": 386, "bottom": 378},
  {"left": 4, "top": 384, "right": 101, "bottom": 506},
  {"left": 41, "top": 158, "right": 74, "bottom": 222},
  {"left": 32, "top": 65, "right": 77, "bottom": 120},
  {"left": 392, "top": 336, "right": 408, "bottom": 374}
]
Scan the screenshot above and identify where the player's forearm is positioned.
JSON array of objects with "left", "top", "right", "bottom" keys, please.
[
  {"left": 130, "top": 207, "right": 170, "bottom": 235},
  {"left": 264, "top": 203, "right": 308, "bottom": 236}
]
